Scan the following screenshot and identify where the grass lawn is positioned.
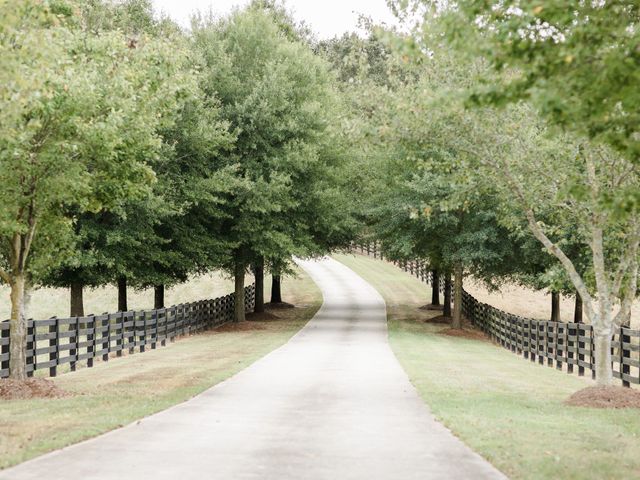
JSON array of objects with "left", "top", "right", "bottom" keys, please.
[
  {"left": 0, "top": 267, "right": 321, "bottom": 470},
  {"left": 334, "top": 252, "right": 640, "bottom": 480}
]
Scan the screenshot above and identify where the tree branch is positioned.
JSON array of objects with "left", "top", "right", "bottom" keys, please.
[
  {"left": 613, "top": 217, "right": 640, "bottom": 297},
  {"left": 613, "top": 222, "right": 640, "bottom": 328},
  {"left": 491, "top": 154, "right": 597, "bottom": 321},
  {"left": 523, "top": 207, "right": 596, "bottom": 322},
  {"left": 584, "top": 152, "right": 614, "bottom": 333},
  {"left": 0, "top": 268, "right": 11, "bottom": 285}
]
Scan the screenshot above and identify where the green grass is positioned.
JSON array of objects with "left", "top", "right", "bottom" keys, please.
[
  {"left": 334, "top": 253, "right": 640, "bottom": 480},
  {"left": 0, "top": 267, "right": 321, "bottom": 470}
]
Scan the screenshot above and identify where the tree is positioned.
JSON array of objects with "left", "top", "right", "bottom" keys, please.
[
  {"left": 336, "top": 37, "right": 518, "bottom": 329},
  {"left": 193, "top": 6, "right": 351, "bottom": 321},
  {"left": 397, "top": 0, "right": 640, "bottom": 166},
  {"left": 391, "top": 1, "right": 640, "bottom": 385},
  {"left": 372, "top": 165, "right": 518, "bottom": 329},
  {"left": 0, "top": 1, "right": 192, "bottom": 378},
  {"left": 41, "top": 0, "right": 235, "bottom": 316},
  {"left": 484, "top": 111, "right": 639, "bottom": 385},
  {"left": 505, "top": 223, "right": 592, "bottom": 323}
]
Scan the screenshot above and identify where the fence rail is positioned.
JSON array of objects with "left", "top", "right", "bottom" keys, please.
[
  {"left": 1, "top": 285, "right": 255, "bottom": 379},
  {"left": 353, "top": 243, "right": 640, "bottom": 387}
]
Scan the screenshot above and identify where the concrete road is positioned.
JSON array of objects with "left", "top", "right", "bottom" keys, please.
[{"left": 0, "top": 257, "right": 506, "bottom": 480}]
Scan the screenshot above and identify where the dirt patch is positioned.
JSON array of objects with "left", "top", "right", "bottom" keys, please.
[
  {"left": 419, "top": 304, "right": 444, "bottom": 311},
  {"left": 565, "top": 386, "right": 640, "bottom": 409},
  {"left": 425, "top": 315, "right": 452, "bottom": 324},
  {"left": 439, "top": 327, "right": 489, "bottom": 341},
  {"left": 265, "top": 301, "right": 295, "bottom": 310},
  {"left": 0, "top": 378, "right": 70, "bottom": 400},
  {"left": 246, "top": 311, "right": 280, "bottom": 322},
  {"left": 214, "top": 321, "right": 268, "bottom": 333}
]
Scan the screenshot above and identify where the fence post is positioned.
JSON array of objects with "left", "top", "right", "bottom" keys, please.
[
  {"left": 555, "top": 323, "right": 562, "bottom": 370},
  {"left": 621, "top": 326, "right": 630, "bottom": 388},
  {"left": 537, "top": 322, "right": 545, "bottom": 365},
  {"left": 546, "top": 322, "right": 553, "bottom": 367},
  {"left": 578, "top": 324, "right": 586, "bottom": 376},
  {"left": 1, "top": 322, "right": 9, "bottom": 378},
  {"left": 86, "top": 316, "right": 95, "bottom": 368},
  {"left": 69, "top": 317, "right": 78, "bottom": 371},
  {"left": 102, "top": 315, "right": 110, "bottom": 362},
  {"left": 49, "top": 317, "right": 58, "bottom": 377},
  {"left": 127, "top": 312, "right": 135, "bottom": 355},
  {"left": 567, "top": 323, "right": 574, "bottom": 374},
  {"left": 591, "top": 327, "right": 597, "bottom": 380},
  {"left": 150, "top": 310, "right": 157, "bottom": 350},
  {"left": 161, "top": 308, "right": 167, "bottom": 347},
  {"left": 140, "top": 311, "right": 147, "bottom": 353},
  {"left": 26, "top": 320, "right": 35, "bottom": 377},
  {"left": 114, "top": 312, "right": 123, "bottom": 357},
  {"left": 169, "top": 307, "right": 177, "bottom": 342}
]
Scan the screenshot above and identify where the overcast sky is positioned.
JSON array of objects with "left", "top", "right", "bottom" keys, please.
[{"left": 151, "top": 0, "right": 400, "bottom": 38}]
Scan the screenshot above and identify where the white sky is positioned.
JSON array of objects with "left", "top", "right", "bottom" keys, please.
[{"left": 151, "top": 0, "right": 400, "bottom": 38}]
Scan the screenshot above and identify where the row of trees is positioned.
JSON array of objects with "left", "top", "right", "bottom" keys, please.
[
  {"left": 3, "top": 0, "right": 637, "bottom": 389},
  {"left": 337, "top": 1, "right": 638, "bottom": 386},
  {"left": 0, "top": 0, "right": 356, "bottom": 379}
]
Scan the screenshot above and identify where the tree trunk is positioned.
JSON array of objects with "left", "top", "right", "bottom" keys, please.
[
  {"left": 23, "top": 284, "right": 33, "bottom": 321},
  {"left": 70, "top": 282, "right": 84, "bottom": 317},
  {"left": 271, "top": 275, "right": 282, "bottom": 304},
  {"left": 594, "top": 331, "right": 613, "bottom": 386},
  {"left": 253, "top": 258, "right": 264, "bottom": 314},
  {"left": 234, "top": 261, "right": 246, "bottom": 323},
  {"left": 551, "top": 291, "right": 560, "bottom": 322},
  {"left": 118, "top": 277, "right": 128, "bottom": 312},
  {"left": 9, "top": 274, "right": 27, "bottom": 380},
  {"left": 573, "top": 295, "right": 583, "bottom": 323},
  {"left": 431, "top": 270, "right": 440, "bottom": 306},
  {"left": 154, "top": 284, "right": 165, "bottom": 309},
  {"left": 452, "top": 263, "right": 463, "bottom": 329},
  {"left": 443, "top": 272, "right": 452, "bottom": 318}
]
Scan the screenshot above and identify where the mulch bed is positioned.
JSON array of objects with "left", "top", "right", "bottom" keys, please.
[
  {"left": 419, "top": 304, "right": 444, "bottom": 311},
  {"left": 265, "top": 301, "right": 295, "bottom": 310},
  {"left": 425, "top": 315, "right": 453, "bottom": 325},
  {"left": 565, "top": 386, "right": 640, "bottom": 409},
  {"left": 0, "top": 378, "right": 70, "bottom": 400},
  {"left": 439, "top": 327, "right": 489, "bottom": 341}
]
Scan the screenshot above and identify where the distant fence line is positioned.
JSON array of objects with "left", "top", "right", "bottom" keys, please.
[
  {"left": 1, "top": 285, "right": 256, "bottom": 379},
  {"left": 353, "top": 243, "right": 640, "bottom": 388}
]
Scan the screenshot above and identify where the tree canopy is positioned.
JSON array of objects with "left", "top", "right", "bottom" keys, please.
[{"left": 1, "top": 0, "right": 638, "bottom": 389}]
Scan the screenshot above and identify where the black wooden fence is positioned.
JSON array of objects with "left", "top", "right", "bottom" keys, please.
[
  {"left": 0, "top": 285, "right": 255, "bottom": 379},
  {"left": 353, "top": 243, "right": 640, "bottom": 387}
]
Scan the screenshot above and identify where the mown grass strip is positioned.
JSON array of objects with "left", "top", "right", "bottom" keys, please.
[{"left": 335, "top": 253, "right": 640, "bottom": 480}]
